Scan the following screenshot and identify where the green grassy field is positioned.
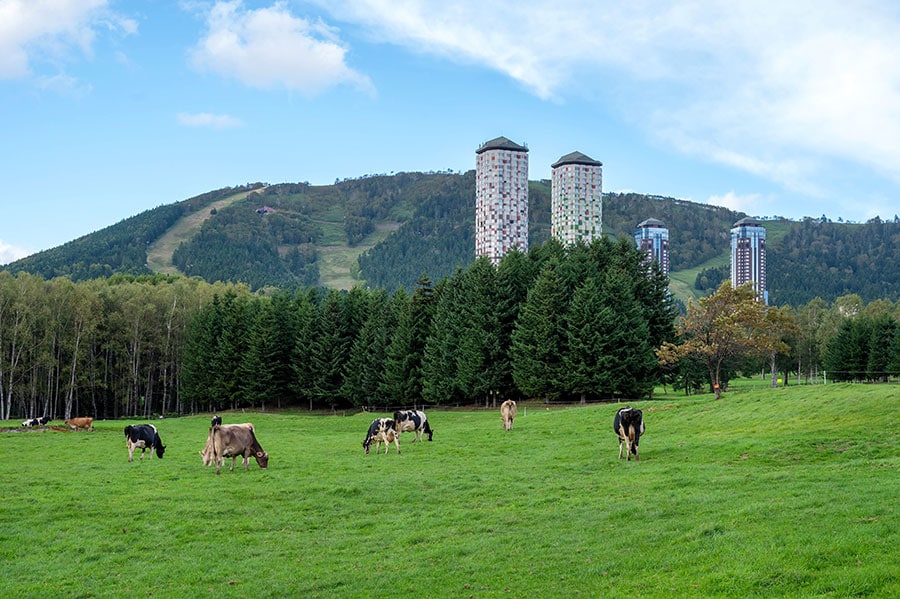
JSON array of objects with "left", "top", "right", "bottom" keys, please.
[{"left": 1, "top": 384, "right": 896, "bottom": 598}]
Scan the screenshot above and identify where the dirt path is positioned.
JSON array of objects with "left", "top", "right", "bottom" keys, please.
[{"left": 146, "top": 189, "right": 263, "bottom": 275}]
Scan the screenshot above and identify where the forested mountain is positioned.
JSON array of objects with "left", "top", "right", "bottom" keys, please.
[
  {"left": 768, "top": 217, "right": 900, "bottom": 306},
  {"left": 5, "top": 172, "right": 898, "bottom": 305},
  {"left": 5, "top": 185, "right": 263, "bottom": 281}
]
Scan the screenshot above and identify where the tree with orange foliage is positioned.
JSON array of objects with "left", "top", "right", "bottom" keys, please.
[{"left": 657, "top": 282, "right": 794, "bottom": 399}]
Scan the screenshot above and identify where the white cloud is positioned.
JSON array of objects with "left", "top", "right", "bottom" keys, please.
[
  {"left": 0, "top": 239, "right": 30, "bottom": 265},
  {"left": 37, "top": 72, "right": 93, "bottom": 97},
  {"left": 707, "top": 191, "right": 764, "bottom": 216},
  {"left": 189, "top": 1, "right": 374, "bottom": 96},
  {"left": 177, "top": 112, "right": 243, "bottom": 129},
  {"left": 0, "top": 0, "right": 136, "bottom": 79},
  {"left": 318, "top": 1, "right": 900, "bottom": 199}
]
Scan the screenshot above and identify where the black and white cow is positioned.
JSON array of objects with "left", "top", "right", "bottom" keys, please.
[
  {"left": 124, "top": 424, "right": 166, "bottom": 462},
  {"left": 393, "top": 409, "right": 433, "bottom": 442},
  {"left": 22, "top": 416, "right": 51, "bottom": 427},
  {"left": 613, "top": 406, "right": 645, "bottom": 461},
  {"left": 211, "top": 415, "right": 222, "bottom": 427},
  {"left": 362, "top": 418, "right": 400, "bottom": 455}
]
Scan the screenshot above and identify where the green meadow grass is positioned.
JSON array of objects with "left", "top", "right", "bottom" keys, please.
[{"left": 1, "top": 384, "right": 896, "bottom": 598}]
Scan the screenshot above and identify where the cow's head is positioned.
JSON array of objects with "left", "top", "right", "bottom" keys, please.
[
  {"left": 155, "top": 443, "right": 166, "bottom": 459},
  {"left": 254, "top": 451, "right": 269, "bottom": 469}
]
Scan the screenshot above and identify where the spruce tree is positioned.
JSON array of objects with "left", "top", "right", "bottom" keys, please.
[
  {"left": 867, "top": 315, "right": 898, "bottom": 381},
  {"left": 421, "top": 274, "right": 464, "bottom": 404},
  {"left": 291, "top": 287, "right": 321, "bottom": 409},
  {"left": 312, "top": 289, "right": 349, "bottom": 408},
  {"left": 511, "top": 262, "right": 569, "bottom": 401},
  {"left": 455, "top": 257, "right": 503, "bottom": 405},
  {"left": 382, "top": 275, "right": 434, "bottom": 404},
  {"left": 342, "top": 288, "right": 392, "bottom": 406}
]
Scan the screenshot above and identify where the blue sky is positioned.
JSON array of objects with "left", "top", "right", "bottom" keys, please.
[{"left": 2, "top": 0, "right": 900, "bottom": 264}]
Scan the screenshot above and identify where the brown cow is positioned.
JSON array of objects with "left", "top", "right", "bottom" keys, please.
[
  {"left": 200, "top": 422, "right": 252, "bottom": 466},
  {"left": 64, "top": 417, "right": 94, "bottom": 432},
  {"left": 500, "top": 399, "right": 517, "bottom": 431},
  {"left": 208, "top": 423, "right": 269, "bottom": 474}
]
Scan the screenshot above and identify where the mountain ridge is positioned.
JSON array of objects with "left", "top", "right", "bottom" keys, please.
[{"left": 5, "top": 172, "right": 898, "bottom": 307}]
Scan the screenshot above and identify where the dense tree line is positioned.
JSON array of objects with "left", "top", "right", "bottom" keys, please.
[
  {"left": 1, "top": 238, "right": 675, "bottom": 419},
  {"left": 3, "top": 260, "right": 898, "bottom": 421},
  {"left": 183, "top": 237, "right": 677, "bottom": 409},
  {"left": 694, "top": 265, "right": 729, "bottom": 294},
  {"left": 0, "top": 271, "right": 228, "bottom": 421},
  {"left": 822, "top": 305, "right": 900, "bottom": 382}
]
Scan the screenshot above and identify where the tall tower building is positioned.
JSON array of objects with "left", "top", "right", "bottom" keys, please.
[
  {"left": 550, "top": 151, "right": 603, "bottom": 245},
  {"left": 634, "top": 218, "right": 670, "bottom": 277},
  {"left": 730, "top": 217, "right": 767, "bottom": 304},
  {"left": 475, "top": 136, "right": 529, "bottom": 264}
]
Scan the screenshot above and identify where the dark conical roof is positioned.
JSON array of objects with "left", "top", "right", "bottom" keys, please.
[
  {"left": 551, "top": 151, "right": 602, "bottom": 168},
  {"left": 733, "top": 217, "right": 765, "bottom": 227},
  {"left": 637, "top": 218, "right": 666, "bottom": 228},
  {"left": 476, "top": 136, "right": 528, "bottom": 154}
]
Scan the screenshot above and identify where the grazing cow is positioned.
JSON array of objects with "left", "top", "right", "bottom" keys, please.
[
  {"left": 392, "top": 409, "right": 433, "bottom": 442},
  {"left": 200, "top": 422, "right": 251, "bottom": 466},
  {"left": 211, "top": 415, "right": 222, "bottom": 427},
  {"left": 362, "top": 418, "right": 400, "bottom": 455},
  {"left": 124, "top": 424, "right": 166, "bottom": 462},
  {"left": 64, "top": 417, "right": 94, "bottom": 432},
  {"left": 500, "top": 400, "right": 517, "bottom": 431},
  {"left": 613, "top": 406, "right": 645, "bottom": 461},
  {"left": 208, "top": 423, "right": 269, "bottom": 474},
  {"left": 22, "top": 416, "right": 50, "bottom": 427}
]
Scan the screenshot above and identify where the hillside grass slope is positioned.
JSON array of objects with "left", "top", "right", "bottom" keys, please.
[
  {"left": 1, "top": 382, "right": 896, "bottom": 597},
  {"left": 146, "top": 188, "right": 263, "bottom": 275}
]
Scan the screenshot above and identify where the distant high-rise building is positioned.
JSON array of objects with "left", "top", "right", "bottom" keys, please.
[
  {"left": 550, "top": 151, "right": 603, "bottom": 245},
  {"left": 475, "top": 136, "right": 529, "bottom": 264},
  {"left": 634, "top": 218, "right": 669, "bottom": 277},
  {"left": 730, "top": 217, "right": 767, "bottom": 304}
]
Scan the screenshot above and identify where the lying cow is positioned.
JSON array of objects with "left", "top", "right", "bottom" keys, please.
[
  {"left": 362, "top": 418, "right": 400, "bottom": 455},
  {"left": 393, "top": 409, "right": 433, "bottom": 442},
  {"left": 500, "top": 399, "right": 517, "bottom": 431},
  {"left": 208, "top": 423, "right": 269, "bottom": 474},
  {"left": 124, "top": 424, "right": 166, "bottom": 462},
  {"left": 65, "top": 417, "right": 94, "bottom": 432},
  {"left": 22, "top": 416, "right": 51, "bottom": 427},
  {"left": 613, "top": 406, "right": 645, "bottom": 461},
  {"left": 211, "top": 415, "right": 222, "bottom": 427}
]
